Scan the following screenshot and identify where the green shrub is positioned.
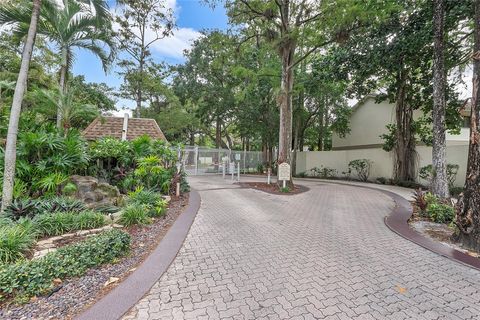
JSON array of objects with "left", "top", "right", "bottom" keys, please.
[
  {"left": 0, "top": 130, "right": 90, "bottom": 198},
  {"left": 62, "top": 182, "right": 77, "bottom": 196},
  {"left": 35, "top": 196, "right": 87, "bottom": 214},
  {"left": 309, "top": 166, "right": 337, "bottom": 178},
  {"left": 134, "top": 156, "right": 173, "bottom": 193},
  {"left": 280, "top": 187, "right": 290, "bottom": 193},
  {"left": 3, "top": 199, "right": 38, "bottom": 220},
  {"left": 296, "top": 171, "right": 307, "bottom": 178},
  {"left": 0, "top": 229, "right": 130, "bottom": 302},
  {"left": 119, "top": 205, "right": 151, "bottom": 227},
  {"left": 256, "top": 163, "right": 264, "bottom": 173},
  {"left": 179, "top": 169, "right": 190, "bottom": 193},
  {"left": 0, "top": 220, "right": 36, "bottom": 264},
  {"left": 376, "top": 177, "right": 389, "bottom": 184},
  {"left": 127, "top": 188, "right": 161, "bottom": 205},
  {"left": 94, "top": 204, "right": 121, "bottom": 214},
  {"left": 33, "top": 211, "right": 106, "bottom": 237},
  {"left": 348, "top": 159, "right": 372, "bottom": 182},
  {"left": 0, "top": 216, "right": 13, "bottom": 228},
  {"left": 75, "top": 211, "right": 107, "bottom": 230},
  {"left": 419, "top": 163, "right": 460, "bottom": 188},
  {"left": 412, "top": 189, "right": 428, "bottom": 215},
  {"left": 449, "top": 186, "right": 463, "bottom": 198},
  {"left": 152, "top": 199, "right": 168, "bottom": 217},
  {"left": 424, "top": 192, "right": 438, "bottom": 206},
  {"left": 426, "top": 203, "right": 455, "bottom": 223},
  {"left": 4, "top": 197, "right": 87, "bottom": 221},
  {"left": 127, "top": 188, "right": 167, "bottom": 217},
  {"left": 394, "top": 180, "right": 424, "bottom": 189}
]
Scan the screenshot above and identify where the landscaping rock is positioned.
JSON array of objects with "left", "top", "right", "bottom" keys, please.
[
  {"left": 71, "top": 175, "right": 98, "bottom": 193},
  {"left": 97, "top": 183, "right": 120, "bottom": 198},
  {"left": 70, "top": 175, "right": 121, "bottom": 209}
]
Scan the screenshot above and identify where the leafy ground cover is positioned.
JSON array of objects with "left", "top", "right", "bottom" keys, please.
[{"left": 0, "top": 194, "right": 189, "bottom": 319}]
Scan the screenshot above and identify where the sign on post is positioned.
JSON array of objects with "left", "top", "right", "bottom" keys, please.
[{"left": 278, "top": 163, "right": 291, "bottom": 188}]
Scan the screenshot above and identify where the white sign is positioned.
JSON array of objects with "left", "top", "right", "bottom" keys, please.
[
  {"left": 278, "top": 163, "right": 291, "bottom": 181},
  {"left": 235, "top": 153, "right": 241, "bottom": 160}
]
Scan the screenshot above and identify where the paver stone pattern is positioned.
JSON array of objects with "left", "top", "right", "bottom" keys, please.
[{"left": 123, "top": 177, "right": 480, "bottom": 320}]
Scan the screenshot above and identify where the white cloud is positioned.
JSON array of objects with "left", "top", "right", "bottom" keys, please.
[
  {"left": 149, "top": 27, "right": 202, "bottom": 59},
  {"left": 111, "top": 0, "right": 201, "bottom": 60}
]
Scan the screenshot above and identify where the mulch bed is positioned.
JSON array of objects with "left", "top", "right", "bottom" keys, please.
[
  {"left": 409, "top": 205, "right": 479, "bottom": 259},
  {"left": 0, "top": 193, "right": 189, "bottom": 320},
  {"left": 237, "top": 182, "right": 309, "bottom": 195}
]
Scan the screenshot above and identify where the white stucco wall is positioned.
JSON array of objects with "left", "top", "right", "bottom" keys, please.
[
  {"left": 332, "top": 96, "right": 469, "bottom": 149},
  {"left": 332, "top": 97, "right": 394, "bottom": 149},
  {"left": 296, "top": 145, "right": 469, "bottom": 187}
]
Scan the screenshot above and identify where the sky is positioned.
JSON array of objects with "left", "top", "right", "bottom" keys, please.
[{"left": 71, "top": 0, "right": 228, "bottom": 113}]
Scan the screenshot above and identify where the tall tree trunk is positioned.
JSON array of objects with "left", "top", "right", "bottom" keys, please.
[
  {"left": 292, "top": 100, "right": 302, "bottom": 175},
  {"left": 214, "top": 117, "right": 221, "bottom": 170},
  {"left": 317, "top": 104, "right": 325, "bottom": 150},
  {"left": 189, "top": 132, "right": 195, "bottom": 146},
  {"left": 324, "top": 107, "right": 330, "bottom": 150},
  {"left": 1, "top": 0, "right": 41, "bottom": 212},
  {"left": 278, "top": 45, "right": 295, "bottom": 186},
  {"left": 57, "top": 48, "right": 68, "bottom": 129},
  {"left": 135, "top": 57, "right": 144, "bottom": 118},
  {"left": 394, "top": 65, "right": 416, "bottom": 182},
  {"left": 215, "top": 117, "right": 222, "bottom": 148},
  {"left": 432, "top": 0, "right": 449, "bottom": 198},
  {"left": 455, "top": 0, "right": 480, "bottom": 251},
  {"left": 262, "top": 139, "right": 268, "bottom": 167}
]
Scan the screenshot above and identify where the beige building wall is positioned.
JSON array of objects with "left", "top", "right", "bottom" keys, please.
[
  {"left": 332, "top": 96, "right": 469, "bottom": 150},
  {"left": 296, "top": 145, "right": 468, "bottom": 187},
  {"left": 332, "top": 97, "right": 394, "bottom": 149}
]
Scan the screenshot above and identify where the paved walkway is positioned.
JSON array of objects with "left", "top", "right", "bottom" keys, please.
[{"left": 123, "top": 176, "right": 480, "bottom": 320}]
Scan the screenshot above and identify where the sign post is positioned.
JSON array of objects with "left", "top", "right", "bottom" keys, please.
[
  {"left": 267, "top": 168, "right": 271, "bottom": 185},
  {"left": 176, "top": 162, "right": 181, "bottom": 196},
  {"left": 278, "top": 163, "right": 291, "bottom": 189}
]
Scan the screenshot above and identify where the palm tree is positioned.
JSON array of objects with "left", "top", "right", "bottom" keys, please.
[
  {"left": 0, "top": 0, "right": 42, "bottom": 212},
  {"left": 0, "top": 0, "right": 116, "bottom": 129},
  {"left": 35, "top": 87, "right": 99, "bottom": 133}
]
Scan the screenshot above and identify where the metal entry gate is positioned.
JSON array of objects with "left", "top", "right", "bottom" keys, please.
[{"left": 181, "top": 146, "right": 264, "bottom": 176}]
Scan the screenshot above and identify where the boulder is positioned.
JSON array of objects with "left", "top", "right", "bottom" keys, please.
[{"left": 70, "top": 175, "right": 121, "bottom": 208}]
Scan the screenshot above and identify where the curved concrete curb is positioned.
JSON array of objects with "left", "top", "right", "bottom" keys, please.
[
  {"left": 381, "top": 189, "right": 480, "bottom": 271},
  {"left": 76, "top": 190, "right": 201, "bottom": 320},
  {"left": 306, "top": 179, "right": 480, "bottom": 271}
]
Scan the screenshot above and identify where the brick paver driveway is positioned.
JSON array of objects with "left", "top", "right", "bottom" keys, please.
[{"left": 124, "top": 176, "right": 480, "bottom": 320}]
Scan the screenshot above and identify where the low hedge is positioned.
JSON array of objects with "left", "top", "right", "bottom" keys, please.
[{"left": 0, "top": 229, "right": 130, "bottom": 302}]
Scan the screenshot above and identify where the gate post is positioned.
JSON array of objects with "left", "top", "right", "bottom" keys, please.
[
  {"left": 222, "top": 158, "right": 226, "bottom": 179},
  {"left": 243, "top": 149, "right": 246, "bottom": 174}
]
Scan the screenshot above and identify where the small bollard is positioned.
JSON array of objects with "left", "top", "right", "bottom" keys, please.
[{"left": 222, "top": 161, "right": 226, "bottom": 179}]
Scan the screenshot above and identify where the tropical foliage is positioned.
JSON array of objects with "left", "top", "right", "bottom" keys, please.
[{"left": 0, "top": 229, "right": 130, "bottom": 302}]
